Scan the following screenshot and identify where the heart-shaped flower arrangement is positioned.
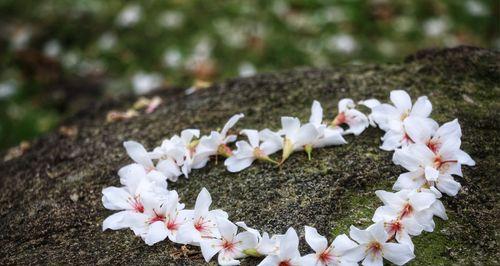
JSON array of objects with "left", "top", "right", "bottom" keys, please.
[{"left": 102, "top": 90, "right": 475, "bottom": 266}]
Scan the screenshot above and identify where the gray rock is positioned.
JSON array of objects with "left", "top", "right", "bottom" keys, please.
[{"left": 0, "top": 46, "right": 498, "bottom": 265}]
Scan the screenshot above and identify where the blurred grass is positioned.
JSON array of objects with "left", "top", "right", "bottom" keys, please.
[{"left": 0, "top": 0, "right": 498, "bottom": 149}]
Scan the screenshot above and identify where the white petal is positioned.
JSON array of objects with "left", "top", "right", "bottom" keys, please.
[
  {"left": 309, "top": 100, "right": 323, "bottom": 126},
  {"left": 180, "top": 129, "right": 200, "bottom": 143},
  {"left": 375, "top": 190, "right": 405, "bottom": 209},
  {"left": 144, "top": 221, "right": 168, "bottom": 246},
  {"left": 372, "top": 205, "right": 398, "bottom": 223},
  {"left": 221, "top": 114, "right": 244, "bottom": 138},
  {"left": 410, "top": 96, "right": 432, "bottom": 117},
  {"left": 123, "top": 140, "right": 154, "bottom": 169},
  {"left": 225, "top": 156, "right": 255, "bottom": 172},
  {"left": 409, "top": 191, "right": 436, "bottom": 212},
  {"left": 218, "top": 252, "right": 240, "bottom": 265},
  {"left": 391, "top": 146, "right": 420, "bottom": 171},
  {"left": 280, "top": 227, "right": 300, "bottom": 260},
  {"left": 393, "top": 170, "right": 425, "bottom": 191},
  {"left": 344, "top": 109, "right": 369, "bottom": 136},
  {"left": 300, "top": 254, "right": 318, "bottom": 266},
  {"left": 194, "top": 187, "right": 212, "bottom": 217},
  {"left": 435, "top": 119, "right": 461, "bottom": 139},
  {"left": 431, "top": 200, "right": 448, "bottom": 220},
  {"left": 380, "top": 130, "right": 404, "bottom": 151},
  {"left": 102, "top": 186, "right": 132, "bottom": 210},
  {"left": 403, "top": 116, "right": 434, "bottom": 144},
  {"left": 200, "top": 238, "right": 223, "bottom": 262},
  {"left": 338, "top": 98, "right": 355, "bottom": 112},
  {"left": 156, "top": 159, "right": 181, "bottom": 181},
  {"left": 118, "top": 163, "right": 147, "bottom": 192},
  {"left": 395, "top": 230, "right": 414, "bottom": 251},
  {"left": 424, "top": 166, "right": 440, "bottom": 182},
  {"left": 235, "top": 231, "right": 259, "bottom": 251},
  {"left": 281, "top": 117, "right": 301, "bottom": 137},
  {"left": 257, "top": 255, "right": 280, "bottom": 266},
  {"left": 102, "top": 211, "right": 129, "bottom": 231},
  {"left": 349, "top": 225, "right": 371, "bottom": 244},
  {"left": 436, "top": 174, "right": 461, "bottom": 196},
  {"left": 382, "top": 243, "right": 415, "bottom": 265},
  {"left": 241, "top": 129, "right": 260, "bottom": 148},
  {"left": 217, "top": 218, "right": 238, "bottom": 241},
  {"left": 304, "top": 226, "right": 328, "bottom": 253},
  {"left": 390, "top": 90, "right": 412, "bottom": 113},
  {"left": 295, "top": 123, "right": 320, "bottom": 147},
  {"left": 361, "top": 252, "right": 383, "bottom": 266},
  {"left": 359, "top": 99, "right": 381, "bottom": 109},
  {"left": 402, "top": 217, "right": 423, "bottom": 236},
  {"left": 332, "top": 234, "right": 359, "bottom": 255},
  {"left": 455, "top": 149, "right": 475, "bottom": 166},
  {"left": 368, "top": 222, "right": 388, "bottom": 243}
]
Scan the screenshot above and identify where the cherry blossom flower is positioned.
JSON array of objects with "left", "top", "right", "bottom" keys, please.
[
  {"left": 372, "top": 209, "right": 423, "bottom": 251},
  {"left": 373, "top": 189, "right": 442, "bottom": 232},
  {"left": 196, "top": 114, "right": 244, "bottom": 158},
  {"left": 368, "top": 90, "right": 437, "bottom": 150},
  {"left": 279, "top": 117, "right": 321, "bottom": 163},
  {"left": 102, "top": 165, "right": 169, "bottom": 231},
  {"left": 177, "top": 188, "right": 229, "bottom": 244},
  {"left": 392, "top": 141, "right": 474, "bottom": 196},
  {"left": 236, "top": 222, "right": 282, "bottom": 256},
  {"left": 358, "top": 99, "right": 381, "bottom": 127},
  {"left": 301, "top": 226, "right": 359, "bottom": 266},
  {"left": 124, "top": 141, "right": 157, "bottom": 172},
  {"left": 200, "top": 218, "right": 258, "bottom": 265},
  {"left": 258, "top": 227, "right": 302, "bottom": 266},
  {"left": 347, "top": 222, "right": 415, "bottom": 266},
  {"left": 143, "top": 191, "right": 193, "bottom": 245},
  {"left": 224, "top": 129, "right": 280, "bottom": 172},
  {"left": 380, "top": 116, "right": 438, "bottom": 151},
  {"left": 331, "top": 99, "right": 369, "bottom": 136},
  {"left": 405, "top": 119, "right": 475, "bottom": 166}
]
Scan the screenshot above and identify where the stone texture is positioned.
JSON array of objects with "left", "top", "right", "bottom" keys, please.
[{"left": 0, "top": 46, "right": 498, "bottom": 265}]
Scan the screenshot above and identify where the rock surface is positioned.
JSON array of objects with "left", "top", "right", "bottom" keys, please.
[{"left": 0, "top": 46, "right": 498, "bottom": 265}]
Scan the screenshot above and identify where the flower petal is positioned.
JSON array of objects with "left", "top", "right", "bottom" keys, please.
[
  {"left": 304, "top": 226, "right": 328, "bottom": 253},
  {"left": 200, "top": 238, "right": 223, "bottom": 262},
  {"left": 221, "top": 114, "right": 244, "bottom": 138},
  {"left": 309, "top": 100, "right": 323, "bottom": 126},
  {"left": 390, "top": 90, "right": 412, "bottom": 113},
  {"left": 241, "top": 129, "right": 260, "bottom": 148},
  {"left": 410, "top": 96, "right": 432, "bottom": 117},
  {"left": 382, "top": 242, "right": 415, "bottom": 265},
  {"left": 144, "top": 221, "right": 168, "bottom": 246},
  {"left": 123, "top": 140, "right": 154, "bottom": 169}
]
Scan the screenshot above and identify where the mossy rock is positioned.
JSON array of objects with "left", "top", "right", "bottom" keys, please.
[{"left": 0, "top": 46, "right": 498, "bottom": 265}]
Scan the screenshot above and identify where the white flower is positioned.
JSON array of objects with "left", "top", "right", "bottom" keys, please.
[
  {"left": 331, "top": 99, "right": 369, "bottom": 136},
  {"left": 143, "top": 190, "right": 193, "bottom": 245},
  {"left": 280, "top": 117, "right": 321, "bottom": 163},
  {"left": 369, "top": 90, "right": 437, "bottom": 150},
  {"left": 347, "top": 222, "right": 415, "bottom": 266},
  {"left": 405, "top": 119, "right": 475, "bottom": 165},
  {"left": 236, "top": 222, "right": 282, "bottom": 256},
  {"left": 196, "top": 114, "right": 244, "bottom": 158},
  {"left": 200, "top": 218, "right": 258, "bottom": 265},
  {"left": 116, "top": 4, "right": 141, "bottom": 27},
  {"left": 123, "top": 141, "right": 156, "bottom": 172},
  {"left": 102, "top": 166, "right": 165, "bottom": 231},
  {"left": 358, "top": 99, "right": 381, "bottom": 127},
  {"left": 392, "top": 140, "right": 474, "bottom": 196},
  {"left": 131, "top": 72, "right": 163, "bottom": 95},
  {"left": 258, "top": 227, "right": 302, "bottom": 266},
  {"left": 225, "top": 129, "right": 280, "bottom": 172},
  {"left": 309, "top": 101, "right": 347, "bottom": 155},
  {"left": 374, "top": 189, "right": 442, "bottom": 233},
  {"left": 177, "top": 188, "right": 229, "bottom": 244},
  {"left": 372, "top": 210, "right": 423, "bottom": 251},
  {"left": 302, "top": 226, "right": 359, "bottom": 266}
]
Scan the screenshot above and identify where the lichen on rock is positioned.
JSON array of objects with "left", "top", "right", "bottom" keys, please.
[{"left": 0, "top": 46, "right": 498, "bottom": 265}]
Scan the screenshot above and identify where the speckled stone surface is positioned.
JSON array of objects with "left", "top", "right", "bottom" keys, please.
[{"left": 0, "top": 46, "right": 498, "bottom": 265}]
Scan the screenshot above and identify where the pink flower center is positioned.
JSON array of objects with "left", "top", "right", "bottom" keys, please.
[
  {"left": 367, "top": 241, "right": 382, "bottom": 255},
  {"left": 279, "top": 260, "right": 291, "bottom": 266},
  {"left": 319, "top": 250, "right": 334, "bottom": 263},
  {"left": 130, "top": 197, "right": 144, "bottom": 213},
  {"left": 333, "top": 112, "right": 346, "bottom": 126},
  {"left": 166, "top": 218, "right": 179, "bottom": 231},
  {"left": 149, "top": 210, "right": 165, "bottom": 224},
  {"left": 387, "top": 220, "right": 403, "bottom": 236},
  {"left": 222, "top": 239, "right": 236, "bottom": 252},
  {"left": 400, "top": 203, "right": 413, "bottom": 218},
  {"left": 194, "top": 217, "right": 211, "bottom": 233}
]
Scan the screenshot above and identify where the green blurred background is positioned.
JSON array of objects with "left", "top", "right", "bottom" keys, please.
[{"left": 0, "top": 0, "right": 498, "bottom": 150}]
